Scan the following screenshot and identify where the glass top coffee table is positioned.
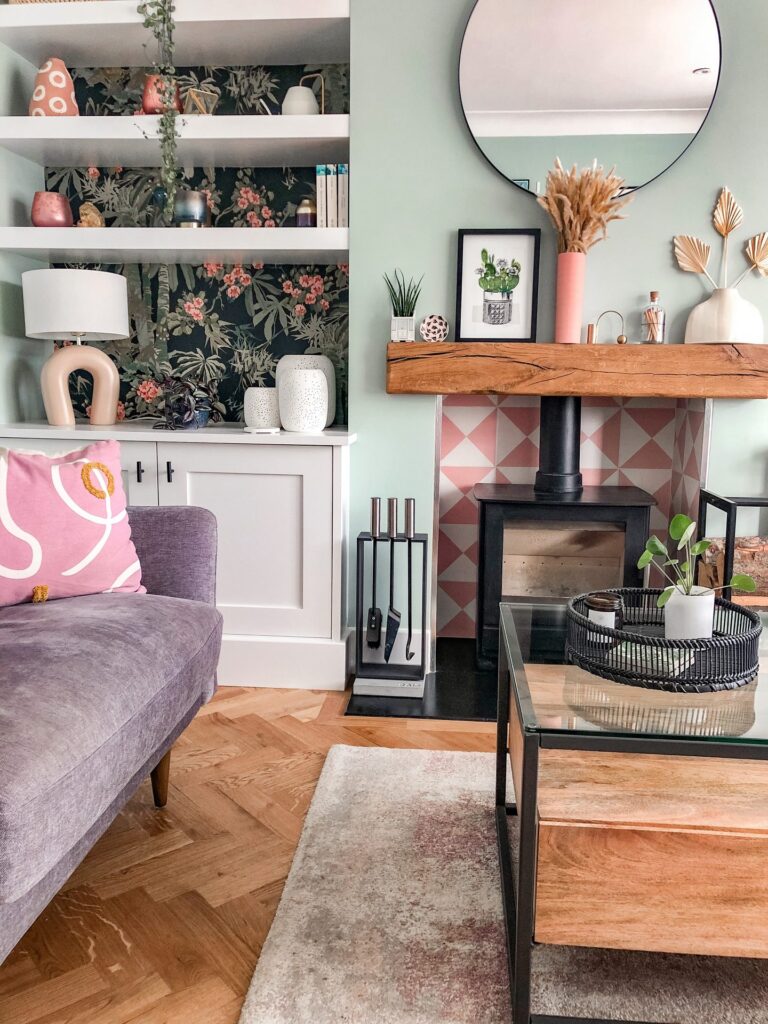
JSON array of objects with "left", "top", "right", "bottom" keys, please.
[{"left": 496, "top": 601, "right": 768, "bottom": 1024}]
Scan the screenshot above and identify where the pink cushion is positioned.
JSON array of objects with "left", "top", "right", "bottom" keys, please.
[{"left": 0, "top": 440, "right": 144, "bottom": 607}]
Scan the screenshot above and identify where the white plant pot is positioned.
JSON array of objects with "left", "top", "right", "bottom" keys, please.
[
  {"left": 391, "top": 316, "right": 416, "bottom": 342},
  {"left": 243, "top": 386, "right": 280, "bottom": 433},
  {"left": 663, "top": 586, "right": 716, "bottom": 640},
  {"left": 278, "top": 367, "right": 329, "bottom": 434},
  {"left": 275, "top": 353, "right": 335, "bottom": 427},
  {"left": 684, "top": 288, "right": 764, "bottom": 345},
  {"left": 281, "top": 86, "right": 319, "bottom": 115}
]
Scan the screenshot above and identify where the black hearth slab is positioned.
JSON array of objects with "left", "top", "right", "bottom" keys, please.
[
  {"left": 473, "top": 484, "right": 656, "bottom": 507},
  {"left": 345, "top": 638, "right": 497, "bottom": 721}
]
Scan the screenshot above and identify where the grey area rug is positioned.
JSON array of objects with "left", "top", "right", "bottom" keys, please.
[{"left": 238, "top": 745, "right": 768, "bottom": 1024}]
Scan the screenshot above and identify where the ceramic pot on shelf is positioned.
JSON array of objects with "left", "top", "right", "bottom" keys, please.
[
  {"left": 390, "top": 316, "right": 416, "bottom": 342},
  {"left": 244, "top": 387, "right": 280, "bottom": 433},
  {"left": 31, "top": 191, "right": 73, "bottom": 227},
  {"left": 142, "top": 74, "right": 182, "bottom": 115},
  {"left": 29, "top": 58, "right": 78, "bottom": 116},
  {"left": 278, "top": 368, "right": 329, "bottom": 434},
  {"left": 663, "top": 586, "right": 715, "bottom": 641},
  {"left": 684, "top": 288, "right": 764, "bottom": 345},
  {"left": 554, "top": 251, "right": 586, "bottom": 343},
  {"left": 172, "top": 190, "right": 210, "bottom": 228},
  {"left": 482, "top": 291, "right": 512, "bottom": 326},
  {"left": 276, "top": 353, "right": 335, "bottom": 427}
]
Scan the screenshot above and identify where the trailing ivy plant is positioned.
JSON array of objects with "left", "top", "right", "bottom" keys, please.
[{"left": 138, "top": 0, "right": 179, "bottom": 221}]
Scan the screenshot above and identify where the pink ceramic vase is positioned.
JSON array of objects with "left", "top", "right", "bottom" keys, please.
[
  {"left": 29, "top": 58, "right": 78, "bottom": 117},
  {"left": 31, "top": 191, "right": 74, "bottom": 228},
  {"left": 554, "top": 252, "right": 587, "bottom": 343},
  {"left": 142, "top": 74, "right": 183, "bottom": 114}
]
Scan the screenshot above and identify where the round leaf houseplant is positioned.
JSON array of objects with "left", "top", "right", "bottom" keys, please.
[{"left": 638, "top": 513, "right": 756, "bottom": 640}]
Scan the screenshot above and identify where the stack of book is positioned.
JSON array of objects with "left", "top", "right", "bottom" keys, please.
[{"left": 316, "top": 164, "right": 349, "bottom": 227}]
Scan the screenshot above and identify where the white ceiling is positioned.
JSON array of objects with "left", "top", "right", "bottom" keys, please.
[{"left": 461, "top": 0, "right": 719, "bottom": 136}]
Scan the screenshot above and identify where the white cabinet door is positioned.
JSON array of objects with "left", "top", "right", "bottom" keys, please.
[
  {"left": 0, "top": 437, "right": 159, "bottom": 506},
  {"left": 157, "top": 442, "right": 333, "bottom": 639}
]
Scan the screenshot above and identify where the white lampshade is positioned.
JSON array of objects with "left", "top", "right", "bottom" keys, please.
[{"left": 22, "top": 268, "right": 130, "bottom": 342}]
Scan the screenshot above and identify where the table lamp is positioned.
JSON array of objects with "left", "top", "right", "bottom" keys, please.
[{"left": 22, "top": 269, "right": 130, "bottom": 427}]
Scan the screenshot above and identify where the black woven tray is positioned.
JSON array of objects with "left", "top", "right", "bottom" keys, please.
[{"left": 566, "top": 588, "right": 762, "bottom": 693}]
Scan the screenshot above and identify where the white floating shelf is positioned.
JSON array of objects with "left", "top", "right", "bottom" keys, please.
[
  {"left": 0, "top": 115, "right": 349, "bottom": 169},
  {"left": 0, "top": 227, "right": 349, "bottom": 265},
  {"left": 0, "top": 0, "right": 350, "bottom": 67}
]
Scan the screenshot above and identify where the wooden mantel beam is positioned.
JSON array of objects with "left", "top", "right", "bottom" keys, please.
[{"left": 386, "top": 342, "right": 768, "bottom": 400}]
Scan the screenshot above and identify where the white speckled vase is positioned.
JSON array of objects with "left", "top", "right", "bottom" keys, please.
[
  {"left": 276, "top": 353, "right": 335, "bottom": 427},
  {"left": 278, "top": 368, "right": 329, "bottom": 433},
  {"left": 684, "top": 287, "right": 764, "bottom": 344},
  {"left": 243, "top": 386, "right": 280, "bottom": 432}
]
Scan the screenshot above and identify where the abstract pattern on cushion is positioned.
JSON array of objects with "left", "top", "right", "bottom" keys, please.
[{"left": 0, "top": 440, "right": 143, "bottom": 607}]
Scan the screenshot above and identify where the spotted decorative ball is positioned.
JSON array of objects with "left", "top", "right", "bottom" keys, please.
[{"left": 419, "top": 314, "right": 450, "bottom": 342}]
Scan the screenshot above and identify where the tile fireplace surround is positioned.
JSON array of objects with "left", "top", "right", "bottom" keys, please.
[{"left": 438, "top": 395, "right": 709, "bottom": 639}]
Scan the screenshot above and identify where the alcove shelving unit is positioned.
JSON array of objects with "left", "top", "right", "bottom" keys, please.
[{"left": 0, "top": 0, "right": 350, "bottom": 264}]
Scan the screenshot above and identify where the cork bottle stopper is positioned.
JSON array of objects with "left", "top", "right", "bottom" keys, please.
[{"left": 650, "top": 291, "right": 660, "bottom": 302}]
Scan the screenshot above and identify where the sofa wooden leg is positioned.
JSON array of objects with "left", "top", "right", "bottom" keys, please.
[{"left": 151, "top": 749, "right": 172, "bottom": 808}]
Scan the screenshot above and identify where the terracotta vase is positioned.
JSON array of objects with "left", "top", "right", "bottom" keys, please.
[
  {"left": 554, "top": 252, "right": 586, "bottom": 343},
  {"left": 684, "top": 287, "right": 764, "bottom": 345},
  {"left": 142, "top": 74, "right": 183, "bottom": 114},
  {"left": 31, "top": 191, "right": 74, "bottom": 227},
  {"left": 29, "top": 58, "right": 78, "bottom": 117}
]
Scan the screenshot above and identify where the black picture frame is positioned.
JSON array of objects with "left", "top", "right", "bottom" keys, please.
[{"left": 455, "top": 228, "right": 541, "bottom": 343}]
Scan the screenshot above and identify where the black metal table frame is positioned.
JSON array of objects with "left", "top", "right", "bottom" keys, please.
[
  {"left": 495, "top": 606, "right": 768, "bottom": 1024},
  {"left": 697, "top": 488, "right": 768, "bottom": 601}
]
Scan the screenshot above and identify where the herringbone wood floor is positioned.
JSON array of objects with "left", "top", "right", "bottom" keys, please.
[{"left": 0, "top": 687, "right": 495, "bottom": 1024}]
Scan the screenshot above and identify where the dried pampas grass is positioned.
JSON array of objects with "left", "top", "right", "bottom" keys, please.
[{"left": 537, "top": 159, "right": 632, "bottom": 254}]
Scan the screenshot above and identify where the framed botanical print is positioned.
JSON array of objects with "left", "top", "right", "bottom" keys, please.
[{"left": 455, "top": 228, "right": 541, "bottom": 342}]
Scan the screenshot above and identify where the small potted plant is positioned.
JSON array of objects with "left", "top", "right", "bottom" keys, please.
[
  {"left": 476, "top": 249, "right": 520, "bottom": 325},
  {"left": 160, "top": 376, "right": 224, "bottom": 430},
  {"left": 638, "top": 513, "right": 756, "bottom": 640},
  {"left": 384, "top": 269, "right": 423, "bottom": 342}
]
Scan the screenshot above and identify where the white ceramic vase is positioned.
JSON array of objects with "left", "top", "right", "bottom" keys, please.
[
  {"left": 663, "top": 586, "right": 715, "bottom": 640},
  {"left": 278, "top": 367, "right": 329, "bottom": 433},
  {"left": 391, "top": 316, "right": 416, "bottom": 342},
  {"left": 684, "top": 288, "right": 764, "bottom": 344},
  {"left": 243, "top": 386, "right": 280, "bottom": 433},
  {"left": 276, "top": 353, "right": 335, "bottom": 427}
]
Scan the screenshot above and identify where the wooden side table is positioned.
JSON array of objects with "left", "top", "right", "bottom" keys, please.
[{"left": 497, "top": 601, "right": 768, "bottom": 1024}]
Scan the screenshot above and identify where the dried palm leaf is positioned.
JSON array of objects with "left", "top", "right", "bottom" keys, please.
[
  {"left": 747, "top": 232, "right": 768, "bottom": 276},
  {"left": 713, "top": 187, "right": 743, "bottom": 237},
  {"left": 674, "top": 235, "right": 712, "bottom": 275}
]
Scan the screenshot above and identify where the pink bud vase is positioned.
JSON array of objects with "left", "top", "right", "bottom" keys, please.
[
  {"left": 554, "top": 252, "right": 587, "bottom": 343},
  {"left": 31, "top": 191, "right": 74, "bottom": 227},
  {"left": 142, "top": 74, "right": 183, "bottom": 114},
  {"left": 29, "top": 58, "right": 78, "bottom": 117}
]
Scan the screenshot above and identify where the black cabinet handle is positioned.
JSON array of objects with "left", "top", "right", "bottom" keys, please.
[
  {"left": 166, "top": 461, "right": 174, "bottom": 483},
  {"left": 136, "top": 460, "right": 144, "bottom": 483}
]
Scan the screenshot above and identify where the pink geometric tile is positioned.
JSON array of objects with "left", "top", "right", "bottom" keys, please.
[
  {"left": 499, "top": 437, "right": 539, "bottom": 468},
  {"left": 442, "top": 494, "right": 478, "bottom": 525},
  {"left": 467, "top": 410, "right": 499, "bottom": 464},
  {"left": 498, "top": 404, "right": 539, "bottom": 436},
  {"left": 623, "top": 439, "right": 673, "bottom": 471}
]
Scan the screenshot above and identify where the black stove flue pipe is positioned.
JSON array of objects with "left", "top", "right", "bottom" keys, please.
[{"left": 533, "top": 395, "right": 583, "bottom": 495}]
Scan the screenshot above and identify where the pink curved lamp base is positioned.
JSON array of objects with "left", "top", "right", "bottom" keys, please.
[{"left": 40, "top": 344, "right": 120, "bottom": 426}]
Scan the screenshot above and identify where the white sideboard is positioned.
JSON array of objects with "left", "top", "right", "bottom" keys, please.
[{"left": 0, "top": 422, "right": 356, "bottom": 690}]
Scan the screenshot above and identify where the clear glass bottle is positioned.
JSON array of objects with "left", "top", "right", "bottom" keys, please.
[{"left": 642, "top": 291, "right": 666, "bottom": 344}]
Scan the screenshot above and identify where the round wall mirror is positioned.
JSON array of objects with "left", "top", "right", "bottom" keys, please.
[{"left": 459, "top": 0, "right": 721, "bottom": 195}]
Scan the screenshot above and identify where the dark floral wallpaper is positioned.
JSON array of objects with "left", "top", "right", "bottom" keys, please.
[{"left": 47, "top": 64, "right": 349, "bottom": 423}]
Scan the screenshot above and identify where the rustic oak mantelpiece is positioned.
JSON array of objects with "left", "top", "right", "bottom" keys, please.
[{"left": 386, "top": 342, "right": 768, "bottom": 399}]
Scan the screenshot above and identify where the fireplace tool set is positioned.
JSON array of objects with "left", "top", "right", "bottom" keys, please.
[{"left": 354, "top": 496, "right": 428, "bottom": 697}]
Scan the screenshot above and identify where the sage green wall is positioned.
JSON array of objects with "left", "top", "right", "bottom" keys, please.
[
  {"left": 0, "top": 42, "right": 45, "bottom": 422},
  {"left": 348, "top": 0, "right": 768, "bottom": 628},
  {"left": 477, "top": 134, "right": 691, "bottom": 196}
]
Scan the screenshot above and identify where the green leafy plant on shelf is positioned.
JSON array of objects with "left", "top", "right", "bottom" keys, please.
[
  {"left": 383, "top": 269, "right": 423, "bottom": 317},
  {"left": 638, "top": 513, "right": 756, "bottom": 608},
  {"left": 138, "top": 0, "right": 179, "bottom": 221},
  {"left": 476, "top": 249, "right": 520, "bottom": 296}
]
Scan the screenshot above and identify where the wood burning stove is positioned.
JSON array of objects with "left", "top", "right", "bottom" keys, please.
[{"left": 474, "top": 395, "right": 655, "bottom": 666}]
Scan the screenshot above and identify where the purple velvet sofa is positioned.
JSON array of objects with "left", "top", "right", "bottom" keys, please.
[{"left": 0, "top": 506, "right": 223, "bottom": 963}]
